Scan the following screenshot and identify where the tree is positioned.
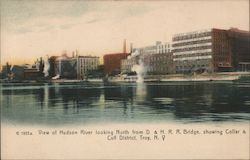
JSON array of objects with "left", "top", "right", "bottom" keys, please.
[{"left": 38, "top": 57, "right": 44, "bottom": 77}]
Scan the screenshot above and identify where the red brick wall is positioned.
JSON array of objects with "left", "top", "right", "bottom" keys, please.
[{"left": 103, "top": 53, "right": 127, "bottom": 75}]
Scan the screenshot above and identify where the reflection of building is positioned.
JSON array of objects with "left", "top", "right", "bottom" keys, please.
[{"left": 172, "top": 28, "right": 250, "bottom": 73}]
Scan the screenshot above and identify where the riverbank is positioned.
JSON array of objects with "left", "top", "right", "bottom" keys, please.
[
  {"left": 1, "top": 72, "right": 249, "bottom": 83},
  {"left": 109, "top": 72, "right": 250, "bottom": 82}
]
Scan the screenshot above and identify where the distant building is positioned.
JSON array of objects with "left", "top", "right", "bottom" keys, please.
[
  {"left": 48, "top": 56, "right": 58, "bottom": 78},
  {"left": 121, "top": 41, "right": 173, "bottom": 75},
  {"left": 11, "top": 65, "right": 25, "bottom": 80},
  {"left": 121, "top": 56, "right": 138, "bottom": 74},
  {"left": 133, "top": 41, "right": 171, "bottom": 55},
  {"left": 53, "top": 54, "right": 99, "bottom": 79},
  {"left": 76, "top": 56, "right": 99, "bottom": 79},
  {"left": 143, "top": 53, "right": 174, "bottom": 75},
  {"left": 23, "top": 68, "right": 40, "bottom": 80},
  {"left": 103, "top": 39, "right": 129, "bottom": 75},
  {"left": 55, "top": 56, "right": 77, "bottom": 79},
  {"left": 172, "top": 28, "right": 250, "bottom": 73},
  {"left": 104, "top": 53, "right": 128, "bottom": 75},
  {"left": 1, "top": 63, "right": 12, "bottom": 79}
]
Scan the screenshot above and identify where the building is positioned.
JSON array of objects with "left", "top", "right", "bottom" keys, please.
[
  {"left": 121, "top": 41, "right": 173, "bottom": 75},
  {"left": 143, "top": 53, "right": 174, "bottom": 75},
  {"left": 103, "top": 39, "right": 128, "bottom": 75},
  {"left": 54, "top": 54, "right": 99, "bottom": 79},
  {"left": 132, "top": 41, "right": 171, "bottom": 55},
  {"left": 23, "top": 68, "right": 40, "bottom": 80},
  {"left": 1, "top": 63, "right": 11, "bottom": 79},
  {"left": 172, "top": 28, "right": 250, "bottom": 73},
  {"left": 104, "top": 53, "right": 128, "bottom": 75},
  {"left": 55, "top": 55, "right": 77, "bottom": 79},
  {"left": 223, "top": 28, "right": 250, "bottom": 71},
  {"left": 48, "top": 56, "right": 58, "bottom": 78},
  {"left": 11, "top": 65, "right": 25, "bottom": 80},
  {"left": 76, "top": 56, "right": 99, "bottom": 79},
  {"left": 121, "top": 55, "right": 139, "bottom": 74}
]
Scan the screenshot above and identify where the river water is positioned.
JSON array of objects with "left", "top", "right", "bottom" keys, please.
[{"left": 1, "top": 81, "right": 250, "bottom": 126}]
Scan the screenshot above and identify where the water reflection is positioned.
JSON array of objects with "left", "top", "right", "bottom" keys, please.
[{"left": 1, "top": 81, "right": 250, "bottom": 125}]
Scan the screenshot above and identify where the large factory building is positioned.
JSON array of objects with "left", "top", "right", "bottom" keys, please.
[{"left": 172, "top": 28, "right": 250, "bottom": 73}]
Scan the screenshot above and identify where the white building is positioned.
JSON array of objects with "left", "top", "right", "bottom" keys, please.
[
  {"left": 76, "top": 56, "right": 99, "bottom": 79},
  {"left": 54, "top": 53, "right": 99, "bottom": 79},
  {"left": 132, "top": 41, "right": 171, "bottom": 55},
  {"left": 172, "top": 29, "right": 213, "bottom": 73},
  {"left": 121, "top": 41, "right": 172, "bottom": 74}
]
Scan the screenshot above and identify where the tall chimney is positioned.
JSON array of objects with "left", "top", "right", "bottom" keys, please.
[{"left": 123, "top": 39, "right": 126, "bottom": 54}]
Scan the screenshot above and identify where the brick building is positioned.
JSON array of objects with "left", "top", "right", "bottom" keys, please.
[
  {"left": 143, "top": 53, "right": 174, "bottom": 75},
  {"left": 103, "top": 39, "right": 129, "bottom": 75},
  {"left": 103, "top": 53, "right": 128, "bottom": 75},
  {"left": 121, "top": 41, "right": 172, "bottom": 75},
  {"left": 172, "top": 28, "right": 250, "bottom": 73}
]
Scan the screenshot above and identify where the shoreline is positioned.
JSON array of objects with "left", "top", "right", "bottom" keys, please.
[{"left": 1, "top": 72, "right": 249, "bottom": 83}]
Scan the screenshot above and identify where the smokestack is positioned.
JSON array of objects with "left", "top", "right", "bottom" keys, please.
[{"left": 123, "top": 39, "right": 127, "bottom": 54}]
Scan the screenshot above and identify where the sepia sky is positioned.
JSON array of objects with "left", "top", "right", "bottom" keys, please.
[{"left": 0, "top": 0, "right": 249, "bottom": 65}]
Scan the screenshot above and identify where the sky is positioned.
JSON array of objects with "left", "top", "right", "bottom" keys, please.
[{"left": 0, "top": 0, "right": 249, "bottom": 66}]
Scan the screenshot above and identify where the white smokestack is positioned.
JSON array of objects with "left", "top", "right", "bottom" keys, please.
[
  {"left": 43, "top": 56, "right": 50, "bottom": 77},
  {"left": 132, "top": 59, "right": 146, "bottom": 83}
]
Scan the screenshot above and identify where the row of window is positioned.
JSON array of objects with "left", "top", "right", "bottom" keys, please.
[
  {"left": 174, "top": 52, "right": 212, "bottom": 59},
  {"left": 173, "top": 32, "right": 211, "bottom": 41},
  {"left": 172, "top": 39, "right": 212, "bottom": 47},
  {"left": 172, "top": 45, "right": 212, "bottom": 53},
  {"left": 176, "top": 64, "right": 210, "bottom": 70}
]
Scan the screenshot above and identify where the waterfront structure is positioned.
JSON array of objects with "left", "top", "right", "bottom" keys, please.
[
  {"left": 104, "top": 53, "right": 128, "bottom": 75},
  {"left": 11, "top": 65, "right": 25, "bottom": 80},
  {"left": 103, "top": 40, "right": 128, "bottom": 75},
  {"left": 172, "top": 28, "right": 250, "bottom": 73},
  {"left": 54, "top": 54, "right": 99, "bottom": 79},
  {"left": 54, "top": 54, "right": 76, "bottom": 79},
  {"left": 121, "top": 41, "right": 173, "bottom": 74},
  {"left": 142, "top": 52, "right": 174, "bottom": 75},
  {"left": 1, "top": 63, "right": 11, "bottom": 79},
  {"left": 48, "top": 56, "right": 58, "bottom": 78},
  {"left": 76, "top": 56, "right": 99, "bottom": 79},
  {"left": 133, "top": 41, "right": 171, "bottom": 55},
  {"left": 23, "top": 68, "right": 40, "bottom": 80},
  {"left": 121, "top": 55, "right": 139, "bottom": 74}
]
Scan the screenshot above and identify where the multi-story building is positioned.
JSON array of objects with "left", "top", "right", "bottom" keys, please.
[
  {"left": 121, "top": 41, "right": 173, "bottom": 75},
  {"left": 104, "top": 53, "right": 128, "bottom": 75},
  {"left": 76, "top": 56, "right": 99, "bottom": 79},
  {"left": 103, "top": 40, "right": 129, "bottom": 76},
  {"left": 55, "top": 55, "right": 77, "bottom": 79},
  {"left": 172, "top": 28, "right": 250, "bottom": 73},
  {"left": 132, "top": 41, "right": 171, "bottom": 55},
  {"left": 121, "top": 56, "right": 139, "bottom": 74},
  {"left": 142, "top": 53, "right": 174, "bottom": 75},
  {"left": 54, "top": 54, "right": 99, "bottom": 79}
]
